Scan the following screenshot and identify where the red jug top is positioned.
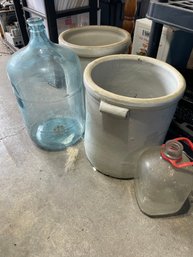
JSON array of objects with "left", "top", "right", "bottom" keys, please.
[{"left": 161, "top": 137, "right": 193, "bottom": 168}]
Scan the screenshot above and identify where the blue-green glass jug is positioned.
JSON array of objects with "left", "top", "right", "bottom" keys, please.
[{"left": 7, "top": 17, "right": 85, "bottom": 151}]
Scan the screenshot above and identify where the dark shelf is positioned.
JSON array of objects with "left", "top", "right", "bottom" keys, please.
[
  {"left": 23, "top": 6, "right": 46, "bottom": 19},
  {"left": 147, "top": 0, "right": 193, "bottom": 33},
  {"left": 13, "top": 0, "right": 98, "bottom": 44},
  {"left": 146, "top": 1, "right": 193, "bottom": 143},
  {"left": 147, "top": 0, "right": 193, "bottom": 58},
  {"left": 56, "top": 6, "right": 91, "bottom": 18}
]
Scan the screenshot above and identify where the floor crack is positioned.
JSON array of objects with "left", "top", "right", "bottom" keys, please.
[{"left": 0, "top": 127, "right": 25, "bottom": 141}]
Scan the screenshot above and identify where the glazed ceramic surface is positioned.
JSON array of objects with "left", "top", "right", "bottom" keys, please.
[
  {"left": 59, "top": 26, "right": 131, "bottom": 71},
  {"left": 83, "top": 55, "right": 186, "bottom": 178}
]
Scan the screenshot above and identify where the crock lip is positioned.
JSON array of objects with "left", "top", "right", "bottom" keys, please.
[
  {"left": 58, "top": 25, "right": 131, "bottom": 57},
  {"left": 83, "top": 54, "right": 186, "bottom": 109}
]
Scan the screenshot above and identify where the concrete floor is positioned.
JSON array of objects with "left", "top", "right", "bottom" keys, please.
[{"left": 0, "top": 41, "right": 193, "bottom": 257}]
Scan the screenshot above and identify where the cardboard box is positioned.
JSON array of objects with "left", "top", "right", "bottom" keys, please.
[{"left": 132, "top": 18, "right": 174, "bottom": 61}]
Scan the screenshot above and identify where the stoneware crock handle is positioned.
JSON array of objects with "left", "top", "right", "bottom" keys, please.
[{"left": 99, "top": 100, "right": 129, "bottom": 119}]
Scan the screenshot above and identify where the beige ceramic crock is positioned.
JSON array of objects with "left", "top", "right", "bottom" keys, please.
[
  {"left": 59, "top": 25, "right": 131, "bottom": 71},
  {"left": 83, "top": 54, "right": 186, "bottom": 179}
]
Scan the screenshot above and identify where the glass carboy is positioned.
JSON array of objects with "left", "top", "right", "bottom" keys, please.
[
  {"left": 7, "top": 17, "right": 85, "bottom": 151},
  {"left": 135, "top": 137, "right": 193, "bottom": 216}
]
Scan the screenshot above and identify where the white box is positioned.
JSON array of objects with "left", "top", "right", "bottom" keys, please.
[
  {"left": 131, "top": 18, "right": 174, "bottom": 61},
  {"left": 57, "top": 13, "right": 90, "bottom": 35},
  {"left": 26, "top": 0, "right": 97, "bottom": 13},
  {"left": 57, "top": 10, "right": 101, "bottom": 35},
  {"left": 5, "top": 32, "right": 24, "bottom": 47}
]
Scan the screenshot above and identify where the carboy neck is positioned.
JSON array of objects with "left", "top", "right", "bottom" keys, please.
[{"left": 27, "top": 17, "right": 51, "bottom": 46}]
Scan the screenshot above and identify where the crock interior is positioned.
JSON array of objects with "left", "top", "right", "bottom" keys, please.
[
  {"left": 63, "top": 28, "right": 125, "bottom": 46},
  {"left": 91, "top": 59, "right": 179, "bottom": 98}
]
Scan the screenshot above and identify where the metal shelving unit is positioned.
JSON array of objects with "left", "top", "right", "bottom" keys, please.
[{"left": 13, "top": 0, "right": 98, "bottom": 45}]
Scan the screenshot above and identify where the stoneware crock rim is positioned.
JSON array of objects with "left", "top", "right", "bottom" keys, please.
[
  {"left": 83, "top": 54, "right": 186, "bottom": 109},
  {"left": 59, "top": 25, "right": 131, "bottom": 57}
]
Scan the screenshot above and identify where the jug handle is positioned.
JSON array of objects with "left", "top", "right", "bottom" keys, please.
[
  {"left": 99, "top": 100, "right": 129, "bottom": 119},
  {"left": 161, "top": 137, "right": 193, "bottom": 168}
]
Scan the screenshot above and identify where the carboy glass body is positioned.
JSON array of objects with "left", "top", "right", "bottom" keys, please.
[
  {"left": 135, "top": 139, "right": 193, "bottom": 216},
  {"left": 7, "top": 17, "right": 85, "bottom": 150}
]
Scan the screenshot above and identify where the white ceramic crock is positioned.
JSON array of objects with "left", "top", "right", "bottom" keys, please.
[
  {"left": 83, "top": 55, "right": 186, "bottom": 179},
  {"left": 59, "top": 25, "right": 131, "bottom": 71}
]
